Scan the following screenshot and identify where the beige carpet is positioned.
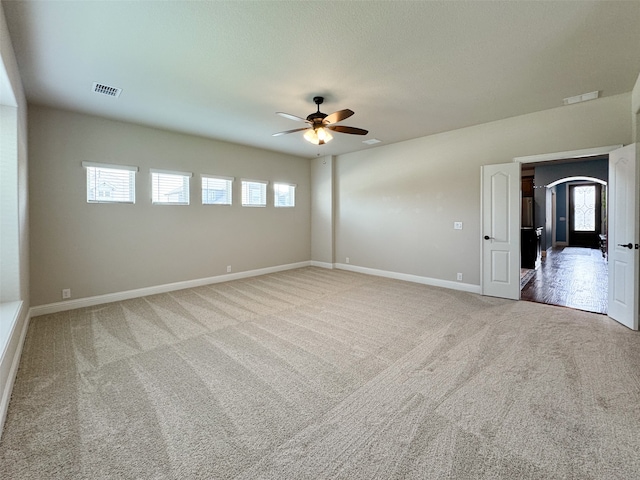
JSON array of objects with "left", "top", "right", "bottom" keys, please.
[{"left": 1, "top": 267, "right": 639, "bottom": 479}]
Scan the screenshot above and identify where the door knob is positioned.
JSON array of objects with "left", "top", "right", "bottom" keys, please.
[
  {"left": 617, "top": 243, "right": 633, "bottom": 249},
  {"left": 484, "top": 235, "right": 492, "bottom": 240}
]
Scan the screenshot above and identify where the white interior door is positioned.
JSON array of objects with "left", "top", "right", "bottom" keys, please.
[
  {"left": 608, "top": 144, "right": 638, "bottom": 330},
  {"left": 481, "top": 162, "right": 520, "bottom": 300}
]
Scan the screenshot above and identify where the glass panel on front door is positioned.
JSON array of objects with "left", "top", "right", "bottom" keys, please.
[{"left": 573, "top": 185, "right": 596, "bottom": 232}]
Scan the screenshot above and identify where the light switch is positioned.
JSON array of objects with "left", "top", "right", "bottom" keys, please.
[{"left": 454, "top": 222, "right": 463, "bottom": 230}]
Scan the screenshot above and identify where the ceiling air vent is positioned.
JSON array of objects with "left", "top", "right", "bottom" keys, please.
[
  {"left": 563, "top": 90, "right": 598, "bottom": 106},
  {"left": 92, "top": 82, "right": 122, "bottom": 98}
]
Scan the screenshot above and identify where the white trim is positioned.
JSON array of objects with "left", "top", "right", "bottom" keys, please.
[
  {"left": 310, "top": 261, "right": 334, "bottom": 269},
  {"left": 546, "top": 176, "right": 607, "bottom": 188},
  {"left": 150, "top": 168, "right": 193, "bottom": 177},
  {"left": 551, "top": 189, "right": 556, "bottom": 248},
  {"left": 241, "top": 178, "right": 269, "bottom": 185},
  {"left": 202, "top": 174, "right": 234, "bottom": 182},
  {"left": 0, "top": 301, "right": 30, "bottom": 441},
  {"left": 513, "top": 145, "right": 623, "bottom": 164},
  {"left": 30, "top": 261, "right": 312, "bottom": 317},
  {"left": 334, "top": 263, "right": 482, "bottom": 294},
  {"left": 273, "top": 182, "right": 297, "bottom": 187},
  {"left": 82, "top": 161, "right": 138, "bottom": 172}
]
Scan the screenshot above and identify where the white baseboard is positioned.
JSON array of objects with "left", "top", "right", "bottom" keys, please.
[
  {"left": 30, "top": 261, "right": 311, "bottom": 317},
  {"left": 0, "top": 301, "right": 30, "bottom": 441},
  {"left": 310, "top": 261, "right": 334, "bottom": 269},
  {"left": 334, "top": 263, "right": 482, "bottom": 294}
]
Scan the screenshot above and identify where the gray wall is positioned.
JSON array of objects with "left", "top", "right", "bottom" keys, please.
[
  {"left": 29, "top": 106, "right": 311, "bottom": 306},
  {"left": 310, "top": 155, "right": 334, "bottom": 265},
  {"left": 534, "top": 158, "right": 608, "bottom": 250},
  {"left": 316, "top": 93, "right": 631, "bottom": 286}
]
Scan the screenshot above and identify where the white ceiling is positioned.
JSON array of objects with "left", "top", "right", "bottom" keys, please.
[{"left": 4, "top": 1, "right": 640, "bottom": 159}]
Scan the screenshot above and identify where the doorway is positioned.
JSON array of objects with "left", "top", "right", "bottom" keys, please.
[
  {"left": 519, "top": 161, "right": 609, "bottom": 315},
  {"left": 483, "top": 144, "right": 637, "bottom": 329}
]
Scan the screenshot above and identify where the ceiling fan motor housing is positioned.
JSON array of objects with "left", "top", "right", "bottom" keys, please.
[
  {"left": 307, "top": 112, "right": 327, "bottom": 124},
  {"left": 307, "top": 96, "right": 327, "bottom": 125}
]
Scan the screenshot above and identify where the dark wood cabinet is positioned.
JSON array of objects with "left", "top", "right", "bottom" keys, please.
[
  {"left": 522, "top": 176, "right": 534, "bottom": 197},
  {"left": 521, "top": 227, "right": 542, "bottom": 269}
]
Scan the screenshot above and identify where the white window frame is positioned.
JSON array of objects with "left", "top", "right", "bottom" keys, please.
[
  {"left": 151, "top": 168, "right": 193, "bottom": 205},
  {"left": 202, "top": 175, "right": 234, "bottom": 206},
  {"left": 82, "top": 161, "right": 138, "bottom": 204},
  {"left": 273, "top": 182, "right": 296, "bottom": 208},
  {"left": 241, "top": 179, "right": 268, "bottom": 207}
]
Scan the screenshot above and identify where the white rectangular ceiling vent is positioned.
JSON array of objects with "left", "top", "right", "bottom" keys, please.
[
  {"left": 563, "top": 91, "right": 599, "bottom": 106},
  {"left": 92, "top": 82, "right": 122, "bottom": 98},
  {"left": 363, "top": 138, "right": 381, "bottom": 145}
]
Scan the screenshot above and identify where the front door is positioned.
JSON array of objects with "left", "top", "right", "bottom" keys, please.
[
  {"left": 568, "top": 183, "right": 602, "bottom": 248},
  {"left": 608, "top": 144, "right": 638, "bottom": 330},
  {"left": 481, "top": 162, "right": 520, "bottom": 300}
]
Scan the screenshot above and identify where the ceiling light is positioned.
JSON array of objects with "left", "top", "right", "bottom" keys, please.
[{"left": 304, "top": 127, "right": 333, "bottom": 145}]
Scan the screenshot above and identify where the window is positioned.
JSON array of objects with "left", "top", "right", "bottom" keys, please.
[
  {"left": 151, "top": 169, "right": 192, "bottom": 205},
  {"left": 241, "top": 179, "right": 267, "bottom": 207},
  {"left": 82, "top": 162, "right": 137, "bottom": 203},
  {"left": 202, "top": 175, "right": 233, "bottom": 205},
  {"left": 274, "top": 183, "right": 296, "bottom": 207},
  {"left": 572, "top": 185, "right": 596, "bottom": 231}
]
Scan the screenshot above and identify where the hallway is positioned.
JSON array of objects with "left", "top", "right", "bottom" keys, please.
[{"left": 520, "top": 246, "right": 608, "bottom": 314}]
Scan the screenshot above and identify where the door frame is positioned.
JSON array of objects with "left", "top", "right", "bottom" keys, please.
[{"left": 509, "top": 144, "right": 639, "bottom": 329}]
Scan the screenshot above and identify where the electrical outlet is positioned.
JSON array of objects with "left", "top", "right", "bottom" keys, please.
[
  {"left": 346, "top": 257, "right": 350, "bottom": 264},
  {"left": 62, "top": 288, "right": 71, "bottom": 299},
  {"left": 456, "top": 273, "right": 463, "bottom": 281},
  {"left": 226, "top": 265, "right": 232, "bottom": 273},
  {"left": 454, "top": 222, "right": 463, "bottom": 230}
]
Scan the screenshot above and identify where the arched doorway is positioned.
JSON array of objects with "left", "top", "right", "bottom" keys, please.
[{"left": 546, "top": 176, "right": 608, "bottom": 251}]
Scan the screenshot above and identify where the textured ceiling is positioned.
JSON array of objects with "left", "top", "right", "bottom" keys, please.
[{"left": 4, "top": 1, "right": 640, "bottom": 159}]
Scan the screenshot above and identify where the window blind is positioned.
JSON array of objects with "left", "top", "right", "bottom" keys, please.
[
  {"left": 151, "top": 169, "right": 192, "bottom": 205},
  {"left": 82, "top": 162, "right": 137, "bottom": 203},
  {"left": 241, "top": 179, "right": 268, "bottom": 207},
  {"left": 202, "top": 175, "right": 233, "bottom": 205}
]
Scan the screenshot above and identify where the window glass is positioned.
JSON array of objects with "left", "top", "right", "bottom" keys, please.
[
  {"left": 274, "top": 183, "right": 295, "bottom": 207},
  {"left": 573, "top": 185, "right": 596, "bottom": 231}
]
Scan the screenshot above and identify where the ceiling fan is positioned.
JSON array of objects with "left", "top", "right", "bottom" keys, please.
[{"left": 273, "top": 96, "right": 368, "bottom": 145}]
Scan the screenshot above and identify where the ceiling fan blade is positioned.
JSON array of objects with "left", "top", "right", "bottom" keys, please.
[
  {"left": 328, "top": 125, "right": 368, "bottom": 135},
  {"left": 324, "top": 109, "right": 354, "bottom": 125},
  {"left": 272, "top": 127, "right": 310, "bottom": 137},
  {"left": 276, "top": 112, "right": 311, "bottom": 123}
]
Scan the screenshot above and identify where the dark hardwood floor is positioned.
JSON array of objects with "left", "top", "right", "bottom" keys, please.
[{"left": 520, "top": 246, "right": 608, "bottom": 315}]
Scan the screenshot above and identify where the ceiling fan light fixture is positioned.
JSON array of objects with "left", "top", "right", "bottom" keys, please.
[
  {"left": 275, "top": 96, "right": 364, "bottom": 145},
  {"left": 304, "top": 127, "right": 333, "bottom": 145},
  {"left": 317, "top": 127, "right": 332, "bottom": 143}
]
